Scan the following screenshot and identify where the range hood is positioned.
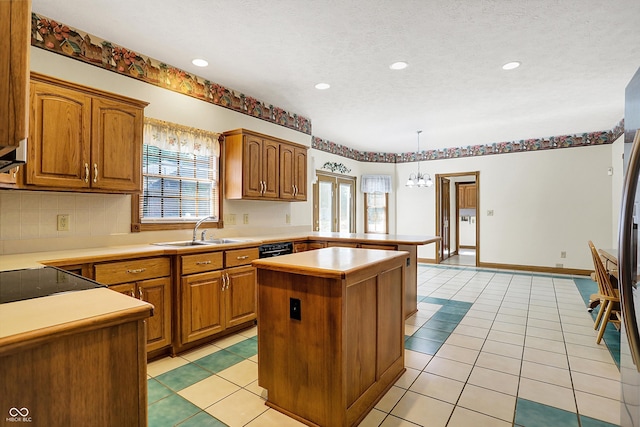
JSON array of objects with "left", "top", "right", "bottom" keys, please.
[{"left": 0, "top": 139, "right": 27, "bottom": 173}]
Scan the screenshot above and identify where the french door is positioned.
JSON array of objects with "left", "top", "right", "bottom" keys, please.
[{"left": 314, "top": 172, "right": 355, "bottom": 232}]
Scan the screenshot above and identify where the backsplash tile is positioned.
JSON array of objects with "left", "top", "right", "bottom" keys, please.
[{"left": 0, "top": 191, "right": 131, "bottom": 243}]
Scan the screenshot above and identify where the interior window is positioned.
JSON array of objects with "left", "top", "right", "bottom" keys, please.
[{"left": 131, "top": 118, "right": 221, "bottom": 232}]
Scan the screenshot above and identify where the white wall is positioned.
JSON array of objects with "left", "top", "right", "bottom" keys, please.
[{"left": 396, "top": 142, "right": 617, "bottom": 270}]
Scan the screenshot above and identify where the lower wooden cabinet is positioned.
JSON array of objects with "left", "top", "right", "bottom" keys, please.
[
  {"left": 178, "top": 248, "right": 258, "bottom": 349},
  {"left": 95, "top": 257, "right": 172, "bottom": 353}
]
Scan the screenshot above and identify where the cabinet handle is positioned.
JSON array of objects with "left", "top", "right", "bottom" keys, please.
[
  {"left": 138, "top": 287, "right": 144, "bottom": 299},
  {"left": 236, "top": 255, "right": 249, "bottom": 260},
  {"left": 260, "top": 181, "right": 265, "bottom": 194},
  {"left": 127, "top": 268, "right": 146, "bottom": 274},
  {"left": 225, "top": 272, "right": 230, "bottom": 290},
  {"left": 196, "top": 260, "right": 212, "bottom": 265},
  {"left": 221, "top": 273, "right": 227, "bottom": 291},
  {"left": 93, "top": 163, "right": 98, "bottom": 183},
  {"left": 84, "top": 163, "right": 89, "bottom": 183},
  {"left": 12, "top": 166, "right": 19, "bottom": 178}
]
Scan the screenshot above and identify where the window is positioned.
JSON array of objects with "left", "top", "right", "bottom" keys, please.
[
  {"left": 313, "top": 171, "right": 356, "bottom": 232},
  {"left": 132, "top": 118, "right": 221, "bottom": 232},
  {"left": 364, "top": 193, "right": 388, "bottom": 234},
  {"left": 362, "top": 175, "right": 391, "bottom": 234}
]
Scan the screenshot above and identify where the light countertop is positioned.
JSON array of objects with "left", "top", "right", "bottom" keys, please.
[
  {"left": 1, "top": 233, "right": 439, "bottom": 271},
  {"left": 252, "top": 247, "right": 409, "bottom": 279},
  {"left": 0, "top": 287, "right": 152, "bottom": 346}
]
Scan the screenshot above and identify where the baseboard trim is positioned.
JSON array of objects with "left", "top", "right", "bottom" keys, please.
[
  {"left": 416, "top": 258, "right": 591, "bottom": 276},
  {"left": 477, "top": 262, "right": 591, "bottom": 276}
]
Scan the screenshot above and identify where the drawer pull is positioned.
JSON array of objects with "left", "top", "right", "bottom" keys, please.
[
  {"left": 196, "top": 260, "right": 212, "bottom": 265},
  {"left": 236, "top": 255, "right": 249, "bottom": 260},
  {"left": 127, "top": 268, "right": 146, "bottom": 274}
]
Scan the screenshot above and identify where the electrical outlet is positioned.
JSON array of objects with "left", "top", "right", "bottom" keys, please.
[
  {"left": 226, "top": 214, "right": 236, "bottom": 225},
  {"left": 487, "top": 210, "right": 494, "bottom": 216},
  {"left": 286, "top": 214, "right": 291, "bottom": 224},
  {"left": 290, "top": 298, "right": 301, "bottom": 321},
  {"left": 560, "top": 251, "right": 566, "bottom": 258},
  {"left": 556, "top": 263, "right": 563, "bottom": 268},
  {"left": 243, "top": 214, "right": 249, "bottom": 224},
  {"left": 57, "top": 214, "right": 70, "bottom": 231}
]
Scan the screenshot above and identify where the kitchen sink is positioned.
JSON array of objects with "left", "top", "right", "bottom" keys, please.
[{"left": 152, "top": 238, "right": 250, "bottom": 247}]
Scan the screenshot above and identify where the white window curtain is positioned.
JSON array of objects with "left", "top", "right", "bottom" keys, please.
[
  {"left": 143, "top": 117, "right": 220, "bottom": 157},
  {"left": 361, "top": 175, "right": 392, "bottom": 193}
]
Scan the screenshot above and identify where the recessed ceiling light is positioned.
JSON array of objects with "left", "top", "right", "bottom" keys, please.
[
  {"left": 315, "top": 83, "right": 331, "bottom": 90},
  {"left": 502, "top": 61, "right": 521, "bottom": 70},
  {"left": 192, "top": 58, "right": 209, "bottom": 67},
  {"left": 390, "top": 61, "right": 408, "bottom": 70}
]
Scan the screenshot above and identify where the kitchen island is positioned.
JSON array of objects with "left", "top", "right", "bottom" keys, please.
[
  {"left": 0, "top": 272, "right": 153, "bottom": 427},
  {"left": 253, "top": 247, "right": 407, "bottom": 427}
]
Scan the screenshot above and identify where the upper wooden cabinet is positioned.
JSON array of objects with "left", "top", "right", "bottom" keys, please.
[
  {"left": 279, "top": 143, "right": 307, "bottom": 200},
  {"left": 458, "top": 183, "right": 477, "bottom": 209},
  {"left": 0, "top": 0, "right": 30, "bottom": 153},
  {"left": 224, "top": 128, "right": 308, "bottom": 201},
  {"left": 25, "top": 73, "right": 147, "bottom": 192}
]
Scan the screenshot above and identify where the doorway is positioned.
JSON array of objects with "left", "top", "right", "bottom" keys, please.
[{"left": 435, "top": 171, "right": 479, "bottom": 267}]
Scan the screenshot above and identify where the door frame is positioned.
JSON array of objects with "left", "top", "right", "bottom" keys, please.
[
  {"left": 435, "top": 171, "right": 480, "bottom": 266},
  {"left": 440, "top": 177, "right": 451, "bottom": 261}
]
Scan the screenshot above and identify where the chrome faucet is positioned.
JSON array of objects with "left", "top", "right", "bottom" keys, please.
[{"left": 192, "top": 216, "right": 218, "bottom": 242}]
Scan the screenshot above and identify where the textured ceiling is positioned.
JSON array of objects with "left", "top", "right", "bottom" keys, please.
[{"left": 31, "top": 0, "right": 640, "bottom": 153}]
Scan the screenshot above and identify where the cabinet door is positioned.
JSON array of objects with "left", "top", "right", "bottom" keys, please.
[
  {"left": 242, "top": 135, "right": 264, "bottom": 198},
  {"left": 181, "top": 271, "right": 224, "bottom": 344},
  {"left": 465, "top": 185, "right": 477, "bottom": 208},
  {"left": 0, "top": 0, "right": 29, "bottom": 148},
  {"left": 458, "top": 185, "right": 466, "bottom": 208},
  {"left": 262, "top": 139, "right": 279, "bottom": 198},
  {"left": 139, "top": 277, "right": 172, "bottom": 352},
  {"left": 279, "top": 144, "right": 295, "bottom": 199},
  {"left": 225, "top": 265, "right": 257, "bottom": 328},
  {"left": 293, "top": 147, "right": 307, "bottom": 200},
  {"left": 28, "top": 81, "right": 92, "bottom": 188},
  {"left": 109, "top": 282, "right": 136, "bottom": 298},
  {"left": 91, "top": 97, "right": 142, "bottom": 191}
]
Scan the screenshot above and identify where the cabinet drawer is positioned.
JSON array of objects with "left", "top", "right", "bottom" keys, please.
[
  {"left": 182, "top": 252, "right": 224, "bottom": 275},
  {"left": 225, "top": 247, "right": 259, "bottom": 267},
  {"left": 95, "top": 257, "right": 170, "bottom": 285}
]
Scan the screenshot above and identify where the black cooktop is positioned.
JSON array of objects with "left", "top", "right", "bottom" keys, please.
[{"left": 0, "top": 266, "right": 105, "bottom": 304}]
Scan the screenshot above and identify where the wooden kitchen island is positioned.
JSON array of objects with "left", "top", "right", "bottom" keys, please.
[
  {"left": 0, "top": 287, "right": 153, "bottom": 427},
  {"left": 253, "top": 247, "right": 407, "bottom": 427}
]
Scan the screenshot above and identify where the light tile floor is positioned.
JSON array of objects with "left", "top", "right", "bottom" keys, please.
[{"left": 147, "top": 264, "right": 621, "bottom": 427}]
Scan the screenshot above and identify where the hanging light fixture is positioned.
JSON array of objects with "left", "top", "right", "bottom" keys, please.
[{"left": 406, "top": 130, "right": 433, "bottom": 188}]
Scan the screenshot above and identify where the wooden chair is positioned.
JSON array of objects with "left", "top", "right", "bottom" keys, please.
[{"left": 588, "top": 241, "right": 621, "bottom": 344}]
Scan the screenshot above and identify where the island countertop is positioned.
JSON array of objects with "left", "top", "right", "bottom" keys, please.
[
  {"left": 0, "top": 287, "right": 153, "bottom": 348},
  {"left": 252, "top": 246, "right": 409, "bottom": 279}
]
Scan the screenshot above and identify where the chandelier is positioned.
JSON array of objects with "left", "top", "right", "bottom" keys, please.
[{"left": 406, "top": 130, "right": 433, "bottom": 188}]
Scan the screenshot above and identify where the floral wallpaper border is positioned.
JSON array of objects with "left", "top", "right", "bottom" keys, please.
[
  {"left": 312, "top": 119, "right": 624, "bottom": 163},
  {"left": 31, "top": 13, "right": 312, "bottom": 135}
]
